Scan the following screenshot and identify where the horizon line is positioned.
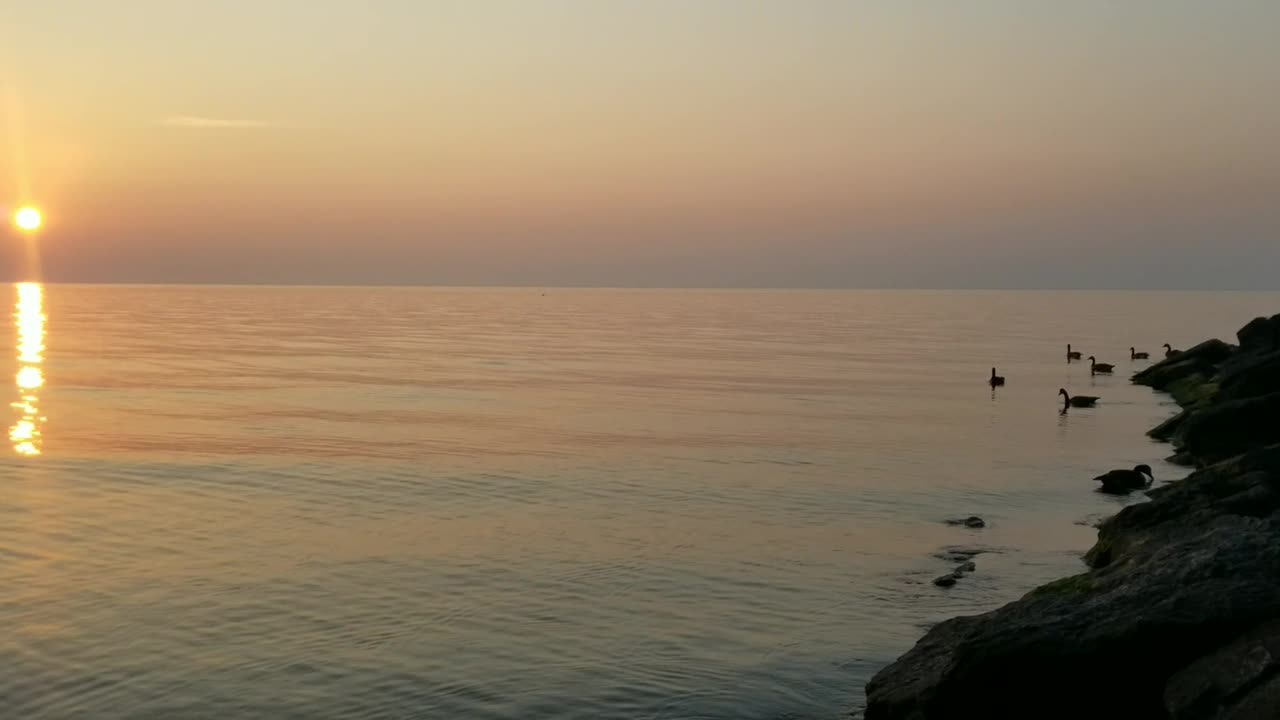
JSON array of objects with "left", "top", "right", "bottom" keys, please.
[{"left": 2, "top": 280, "right": 1278, "bottom": 293}]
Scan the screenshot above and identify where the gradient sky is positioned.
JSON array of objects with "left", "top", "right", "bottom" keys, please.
[{"left": 2, "top": 1, "right": 1278, "bottom": 288}]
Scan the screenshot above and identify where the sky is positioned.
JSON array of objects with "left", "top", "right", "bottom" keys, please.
[{"left": 2, "top": 1, "right": 1278, "bottom": 288}]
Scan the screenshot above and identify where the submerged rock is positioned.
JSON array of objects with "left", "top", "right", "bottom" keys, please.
[
  {"left": 944, "top": 516, "right": 986, "bottom": 528},
  {"left": 930, "top": 558, "right": 979, "bottom": 588},
  {"left": 932, "top": 546, "right": 995, "bottom": 564}
]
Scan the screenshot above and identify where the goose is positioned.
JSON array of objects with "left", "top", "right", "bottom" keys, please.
[
  {"left": 1059, "top": 388, "right": 1099, "bottom": 408},
  {"left": 1088, "top": 356, "right": 1115, "bottom": 374},
  {"left": 1130, "top": 347, "right": 1149, "bottom": 360},
  {"left": 989, "top": 367, "right": 1005, "bottom": 387},
  {"left": 1067, "top": 344, "right": 1082, "bottom": 361},
  {"left": 1163, "top": 343, "right": 1181, "bottom": 358},
  {"left": 1094, "top": 464, "right": 1154, "bottom": 495}
]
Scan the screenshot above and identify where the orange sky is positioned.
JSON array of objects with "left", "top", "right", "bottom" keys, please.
[{"left": 3, "top": 2, "right": 1279, "bottom": 287}]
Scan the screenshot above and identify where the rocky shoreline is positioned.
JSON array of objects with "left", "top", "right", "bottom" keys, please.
[{"left": 863, "top": 313, "right": 1280, "bottom": 720}]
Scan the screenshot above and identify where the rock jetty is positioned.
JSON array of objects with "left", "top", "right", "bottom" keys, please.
[{"left": 864, "top": 313, "right": 1280, "bottom": 720}]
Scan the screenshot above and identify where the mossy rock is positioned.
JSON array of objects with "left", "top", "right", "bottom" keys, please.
[
  {"left": 1084, "top": 537, "right": 1113, "bottom": 568},
  {"left": 1026, "top": 573, "right": 1096, "bottom": 598},
  {"left": 1165, "top": 374, "right": 1219, "bottom": 409}
]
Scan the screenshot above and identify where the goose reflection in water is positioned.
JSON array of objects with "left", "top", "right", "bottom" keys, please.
[{"left": 10, "top": 282, "right": 46, "bottom": 456}]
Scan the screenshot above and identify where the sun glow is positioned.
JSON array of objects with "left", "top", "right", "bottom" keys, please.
[{"left": 15, "top": 207, "right": 42, "bottom": 232}]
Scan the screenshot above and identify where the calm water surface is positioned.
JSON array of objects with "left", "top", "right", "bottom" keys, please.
[{"left": 3, "top": 286, "right": 1278, "bottom": 719}]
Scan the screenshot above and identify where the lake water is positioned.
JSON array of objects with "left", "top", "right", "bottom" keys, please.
[{"left": 3, "top": 285, "right": 1277, "bottom": 719}]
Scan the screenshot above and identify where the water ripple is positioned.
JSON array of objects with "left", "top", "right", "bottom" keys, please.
[{"left": 3, "top": 286, "right": 1279, "bottom": 718}]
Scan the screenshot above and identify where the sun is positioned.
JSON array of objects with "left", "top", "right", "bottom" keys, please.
[{"left": 15, "top": 207, "right": 42, "bottom": 232}]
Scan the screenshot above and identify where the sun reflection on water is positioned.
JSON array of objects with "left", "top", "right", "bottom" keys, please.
[{"left": 10, "top": 283, "right": 46, "bottom": 456}]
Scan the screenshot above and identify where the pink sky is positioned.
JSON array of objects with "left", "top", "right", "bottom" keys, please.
[{"left": 3, "top": 2, "right": 1278, "bottom": 287}]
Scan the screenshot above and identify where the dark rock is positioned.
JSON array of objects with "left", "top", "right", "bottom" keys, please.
[
  {"left": 1149, "top": 408, "right": 1190, "bottom": 441},
  {"left": 1219, "top": 674, "right": 1280, "bottom": 720},
  {"left": 943, "top": 515, "right": 986, "bottom": 528},
  {"left": 1133, "top": 355, "right": 1210, "bottom": 390},
  {"left": 954, "top": 561, "right": 976, "bottom": 575},
  {"left": 1217, "top": 349, "right": 1280, "bottom": 404},
  {"left": 932, "top": 574, "right": 958, "bottom": 588},
  {"left": 1166, "top": 450, "right": 1196, "bottom": 467},
  {"left": 1165, "top": 619, "right": 1280, "bottom": 720},
  {"left": 1133, "top": 339, "right": 1236, "bottom": 391},
  {"left": 866, "top": 444, "right": 1280, "bottom": 720},
  {"left": 1177, "top": 392, "right": 1280, "bottom": 465},
  {"left": 1237, "top": 314, "right": 1280, "bottom": 355}
]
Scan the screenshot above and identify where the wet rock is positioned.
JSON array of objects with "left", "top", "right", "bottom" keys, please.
[
  {"left": 944, "top": 516, "right": 985, "bottom": 528},
  {"left": 1149, "top": 408, "right": 1190, "bottom": 441},
  {"left": 1073, "top": 513, "right": 1108, "bottom": 528},
  {"left": 1166, "top": 373, "right": 1219, "bottom": 409},
  {"left": 932, "top": 573, "right": 958, "bottom": 588},
  {"left": 932, "top": 546, "right": 995, "bottom": 564},
  {"left": 953, "top": 561, "right": 976, "bottom": 575}
]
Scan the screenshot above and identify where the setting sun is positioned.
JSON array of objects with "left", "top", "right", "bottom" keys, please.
[{"left": 15, "top": 207, "right": 42, "bottom": 232}]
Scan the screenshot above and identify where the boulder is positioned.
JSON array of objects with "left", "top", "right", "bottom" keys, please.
[
  {"left": 1165, "top": 373, "right": 1218, "bottom": 409},
  {"left": 1133, "top": 339, "right": 1236, "bottom": 391},
  {"left": 1216, "top": 349, "right": 1280, "bottom": 404},
  {"left": 1177, "top": 393, "right": 1280, "bottom": 465},
  {"left": 1165, "top": 619, "right": 1280, "bottom": 720},
  {"left": 1236, "top": 314, "right": 1280, "bottom": 355},
  {"left": 1148, "top": 409, "right": 1190, "bottom": 442}
]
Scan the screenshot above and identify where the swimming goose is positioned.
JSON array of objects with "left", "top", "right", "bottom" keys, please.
[
  {"left": 1130, "top": 347, "right": 1149, "bottom": 360},
  {"left": 1059, "top": 388, "right": 1099, "bottom": 408},
  {"left": 1089, "top": 356, "right": 1115, "bottom": 374},
  {"left": 989, "top": 368, "right": 1005, "bottom": 387},
  {"left": 1163, "top": 343, "right": 1181, "bottom": 358},
  {"left": 1067, "top": 344, "right": 1082, "bottom": 361},
  {"left": 1094, "top": 464, "right": 1154, "bottom": 495}
]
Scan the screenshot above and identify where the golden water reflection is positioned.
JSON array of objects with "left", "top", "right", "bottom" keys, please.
[{"left": 10, "top": 283, "right": 45, "bottom": 456}]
